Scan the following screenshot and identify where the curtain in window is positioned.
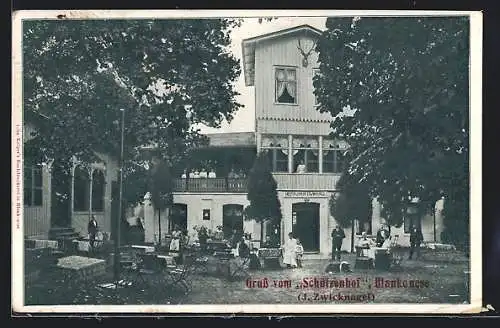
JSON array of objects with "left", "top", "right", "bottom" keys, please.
[
  {"left": 305, "top": 137, "right": 319, "bottom": 156},
  {"left": 285, "top": 69, "right": 297, "bottom": 98},
  {"left": 276, "top": 69, "right": 287, "bottom": 99},
  {"left": 276, "top": 69, "right": 296, "bottom": 100}
]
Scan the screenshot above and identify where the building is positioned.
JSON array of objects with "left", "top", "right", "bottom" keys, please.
[
  {"left": 145, "top": 24, "right": 445, "bottom": 258},
  {"left": 23, "top": 111, "right": 119, "bottom": 241},
  {"left": 24, "top": 24, "right": 445, "bottom": 257}
]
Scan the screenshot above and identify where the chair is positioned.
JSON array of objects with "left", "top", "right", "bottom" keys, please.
[
  {"left": 389, "top": 235, "right": 403, "bottom": 268},
  {"left": 164, "top": 255, "right": 195, "bottom": 294},
  {"left": 229, "top": 256, "right": 251, "bottom": 281},
  {"left": 132, "top": 253, "right": 164, "bottom": 287}
]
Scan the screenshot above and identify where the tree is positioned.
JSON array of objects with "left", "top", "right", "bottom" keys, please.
[
  {"left": 245, "top": 152, "right": 283, "bottom": 245},
  {"left": 329, "top": 173, "right": 372, "bottom": 252},
  {"left": 315, "top": 17, "right": 469, "bottom": 247},
  {"left": 23, "top": 19, "right": 243, "bottom": 211},
  {"left": 149, "top": 158, "right": 174, "bottom": 245}
]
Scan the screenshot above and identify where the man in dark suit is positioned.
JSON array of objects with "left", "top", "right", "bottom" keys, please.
[
  {"left": 409, "top": 225, "right": 424, "bottom": 260},
  {"left": 88, "top": 215, "right": 98, "bottom": 249},
  {"left": 376, "top": 224, "right": 390, "bottom": 247},
  {"left": 331, "top": 225, "right": 346, "bottom": 261}
]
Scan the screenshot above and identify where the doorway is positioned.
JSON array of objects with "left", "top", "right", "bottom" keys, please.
[
  {"left": 170, "top": 203, "right": 188, "bottom": 232},
  {"left": 222, "top": 204, "right": 244, "bottom": 239},
  {"left": 292, "top": 202, "right": 320, "bottom": 252}
]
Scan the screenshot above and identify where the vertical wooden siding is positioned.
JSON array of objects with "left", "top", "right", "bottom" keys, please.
[
  {"left": 24, "top": 166, "right": 51, "bottom": 239},
  {"left": 255, "top": 35, "right": 334, "bottom": 123}
]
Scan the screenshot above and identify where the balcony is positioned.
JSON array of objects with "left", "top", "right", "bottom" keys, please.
[
  {"left": 172, "top": 173, "right": 341, "bottom": 193},
  {"left": 272, "top": 173, "right": 340, "bottom": 191},
  {"left": 173, "top": 178, "right": 248, "bottom": 193}
]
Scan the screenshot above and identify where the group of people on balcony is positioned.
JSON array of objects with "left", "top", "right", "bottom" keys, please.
[
  {"left": 179, "top": 168, "right": 247, "bottom": 179},
  {"left": 180, "top": 168, "right": 217, "bottom": 179}
]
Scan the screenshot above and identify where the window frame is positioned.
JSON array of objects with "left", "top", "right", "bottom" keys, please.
[
  {"left": 24, "top": 164, "right": 43, "bottom": 207},
  {"left": 262, "top": 147, "right": 288, "bottom": 173},
  {"left": 323, "top": 147, "right": 345, "bottom": 174},
  {"left": 274, "top": 66, "right": 298, "bottom": 105},
  {"left": 73, "top": 166, "right": 90, "bottom": 212},
  {"left": 91, "top": 169, "right": 106, "bottom": 212}
]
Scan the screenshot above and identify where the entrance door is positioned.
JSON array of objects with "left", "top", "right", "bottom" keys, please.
[
  {"left": 222, "top": 204, "right": 244, "bottom": 238},
  {"left": 292, "top": 202, "right": 320, "bottom": 252},
  {"left": 171, "top": 204, "right": 188, "bottom": 232}
]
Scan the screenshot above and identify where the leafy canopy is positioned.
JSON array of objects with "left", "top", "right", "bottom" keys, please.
[
  {"left": 330, "top": 173, "right": 372, "bottom": 229},
  {"left": 23, "top": 19, "right": 243, "bottom": 205},
  {"left": 315, "top": 17, "right": 469, "bottom": 230}
]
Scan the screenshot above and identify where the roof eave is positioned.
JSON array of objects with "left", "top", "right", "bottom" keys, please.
[{"left": 241, "top": 25, "right": 323, "bottom": 87}]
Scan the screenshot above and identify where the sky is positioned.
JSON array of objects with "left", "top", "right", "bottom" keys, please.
[{"left": 196, "top": 17, "right": 327, "bottom": 134}]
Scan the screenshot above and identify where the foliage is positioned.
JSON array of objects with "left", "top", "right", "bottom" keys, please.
[
  {"left": 149, "top": 159, "right": 174, "bottom": 211},
  {"left": 244, "top": 152, "right": 282, "bottom": 225},
  {"left": 315, "top": 16, "right": 469, "bottom": 237},
  {"left": 329, "top": 173, "right": 372, "bottom": 229},
  {"left": 23, "top": 19, "right": 243, "bottom": 206}
]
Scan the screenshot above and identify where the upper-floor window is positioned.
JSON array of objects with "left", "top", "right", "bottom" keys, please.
[
  {"left": 313, "top": 68, "right": 320, "bottom": 106},
  {"left": 24, "top": 164, "right": 43, "bottom": 206},
  {"left": 323, "top": 139, "right": 348, "bottom": 174},
  {"left": 261, "top": 136, "right": 288, "bottom": 173},
  {"left": 275, "top": 67, "right": 297, "bottom": 104},
  {"left": 292, "top": 136, "right": 319, "bottom": 173}
]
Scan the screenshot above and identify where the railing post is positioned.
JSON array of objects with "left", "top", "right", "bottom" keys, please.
[
  {"left": 225, "top": 177, "right": 229, "bottom": 192},
  {"left": 185, "top": 177, "right": 189, "bottom": 192}
]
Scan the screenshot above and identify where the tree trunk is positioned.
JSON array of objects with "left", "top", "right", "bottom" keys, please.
[
  {"left": 158, "top": 209, "right": 161, "bottom": 246},
  {"left": 260, "top": 220, "right": 264, "bottom": 244},
  {"left": 351, "top": 218, "right": 355, "bottom": 253}
]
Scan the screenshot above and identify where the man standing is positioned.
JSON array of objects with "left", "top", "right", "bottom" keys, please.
[
  {"left": 409, "top": 224, "right": 424, "bottom": 260},
  {"left": 88, "top": 215, "right": 98, "bottom": 249},
  {"left": 331, "top": 225, "right": 346, "bottom": 261}
]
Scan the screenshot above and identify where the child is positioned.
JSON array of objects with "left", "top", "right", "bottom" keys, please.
[{"left": 296, "top": 238, "right": 304, "bottom": 268}]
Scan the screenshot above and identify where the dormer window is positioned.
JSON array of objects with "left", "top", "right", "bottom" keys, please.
[{"left": 275, "top": 67, "right": 297, "bottom": 104}]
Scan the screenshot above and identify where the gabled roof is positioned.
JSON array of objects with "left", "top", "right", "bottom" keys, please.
[{"left": 242, "top": 24, "right": 323, "bottom": 87}]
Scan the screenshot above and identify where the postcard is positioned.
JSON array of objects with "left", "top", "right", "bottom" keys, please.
[{"left": 12, "top": 9, "right": 482, "bottom": 314}]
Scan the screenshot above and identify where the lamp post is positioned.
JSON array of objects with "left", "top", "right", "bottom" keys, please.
[{"left": 114, "top": 108, "right": 125, "bottom": 284}]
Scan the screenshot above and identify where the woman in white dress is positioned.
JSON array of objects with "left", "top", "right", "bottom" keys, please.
[{"left": 282, "top": 232, "right": 298, "bottom": 268}]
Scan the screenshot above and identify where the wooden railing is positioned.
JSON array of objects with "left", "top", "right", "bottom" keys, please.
[
  {"left": 272, "top": 173, "right": 341, "bottom": 191},
  {"left": 173, "top": 178, "right": 248, "bottom": 193},
  {"left": 173, "top": 174, "right": 340, "bottom": 193}
]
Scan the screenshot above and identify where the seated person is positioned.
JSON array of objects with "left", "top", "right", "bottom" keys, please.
[
  {"left": 376, "top": 225, "right": 390, "bottom": 247},
  {"left": 381, "top": 235, "right": 393, "bottom": 250},
  {"left": 214, "top": 226, "right": 224, "bottom": 240},
  {"left": 296, "top": 160, "right": 307, "bottom": 173},
  {"left": 237, "top": 237, "right": 250, "bottom": 258},
  {"left": 357, "top": 232, "right": 375, "bottom": 257}
]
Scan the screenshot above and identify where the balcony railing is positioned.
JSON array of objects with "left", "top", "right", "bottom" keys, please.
[
  {"left": 172, "top": 173, "right": 341, "bottom": 193},
  {"left": 173, "top": 178, "right": 248, "bottom": 193}
]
